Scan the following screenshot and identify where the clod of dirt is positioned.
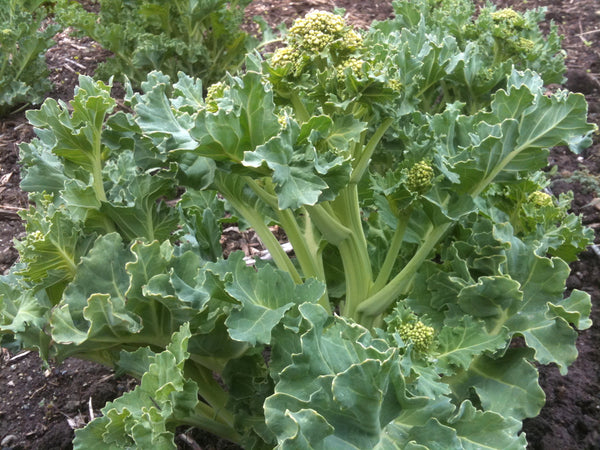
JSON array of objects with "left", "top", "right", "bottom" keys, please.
[{"left": 566, "top": 69, "right": 600, "bottom": 95}]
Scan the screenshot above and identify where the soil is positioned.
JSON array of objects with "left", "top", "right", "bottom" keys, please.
[{"left": 0, "top": 0, "right": 599, "bottom": 449}]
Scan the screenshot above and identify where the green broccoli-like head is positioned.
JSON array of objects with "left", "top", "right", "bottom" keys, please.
[
  {"left": 205, "top": 81, "right": 227, "bottom": 112},
  {"left": 491, "top": 8, "right": 526, "bottom": 29},
  {"left": 512, "top": 37, "right": 535, "bottom": 54},
  {"left": 528, "top": 191, "right": 554, "bottom": 208},
  {"left": 406, "top": 161, "right": 434, "bottom": 194},
  {"left": 399, "top": 321, "right": 435, "bottom": 353},
  {"left": 271, "top": 46, "right": 302, "bottom": 70},
  {"left": 491, "top": 8, "right": 527, "bottom": 40},
  {"left": 336, "top": 56, "right": 365, "bottom": 81},
  {"left": 386, "top": 78, "right": 403, "bottom": 92}
]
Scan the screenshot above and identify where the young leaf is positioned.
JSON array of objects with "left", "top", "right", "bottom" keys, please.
[{"left": 216, "top": 253, "right": 324, "bottom": 345}]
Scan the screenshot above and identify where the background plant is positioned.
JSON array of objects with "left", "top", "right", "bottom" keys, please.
[
  {"left": 55, "top": 0, "right": 256, "bottom": 88},
  {"left": 1, "top": 1, "right": 597, "bottom": 449},
  {"left": 376, "top": 0, "right": 566, "bottom": 114},
  {"left": 0, "top": 0, "right": 59, "bottom": 116}
]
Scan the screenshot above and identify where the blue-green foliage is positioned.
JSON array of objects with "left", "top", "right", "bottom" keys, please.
[
  {"left": 1, "top": 1, "right": 596, "bottom": 448},
  {"left": 0, "top": 0, "right": 58, "bottom": 116},
  {"left": 55, "top": 0, "right": 256, "bottom": 88}
]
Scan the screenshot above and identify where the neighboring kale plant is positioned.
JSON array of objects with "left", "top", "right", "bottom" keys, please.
[
  {"left": 54, "top": 0, "right": 256, "bottom": 88},
  {"left": 1, "top": 3, "right": 597, "bottom": 449},
  {"left": 384, "top": 0, "right": 566, "bottom": 113},
  {"left": 0, "top": 0, "right": 58, "bottom": 116}
]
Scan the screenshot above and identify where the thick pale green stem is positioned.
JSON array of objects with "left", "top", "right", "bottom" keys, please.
[
  {"left": 246, "top": 180, "right": 324, "bottom": 282},
  {"left": 91, "top": 130, "right": 107, "bottom": 202},
  {"left": 89, "top": 130, "right": 118, "bottom": 233},
  {"left": 276, "top": 210, "right": 318, "bottom": 278},
  {"left": 238, "top": 201, "right": 302, "bottom": 283},
  {"left": 216, "top": 176, "right": 302, "bottom": 283},
  {"left": 305, "top": 203, "right": 351, "bottom": 245},
  {"left": 245, "top": 178, "right": 330, "bottom": 308},
  {"left": 350, "top": 117, "right": 393, "bottom": 184},
  {"left": 334, "top": 185, "right": 371, "bottom": 270},
  {"left": 372, "top": 208, "right": 412, "bottom": 293},
  {"left": 245, "top": 177, "right": 279, "bottom": 210},
  {"left": 338, "top": 236, "right": 372, "bottom": 318},
  {"left": 306, "top": 185, "right": 374, "bottom": 318},
  {"left": 330, "top": 185, "right": 373, "bottom": 318},
  {"left": 277, "top": 208, "right": 331, "bottom": 313},
  {"left": 357, "top": 222, "right": 451, "bottom": 319}
]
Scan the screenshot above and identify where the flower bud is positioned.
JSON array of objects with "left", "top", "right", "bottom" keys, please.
[
  {"left": 399, "top": 321, "right": 435, "bottom": 353},
  {"left": 406, "top": 161, "right": 434, "bottom": 194},
  {"left": 528, "top": 191, "right": 553, "bottom": 208}
]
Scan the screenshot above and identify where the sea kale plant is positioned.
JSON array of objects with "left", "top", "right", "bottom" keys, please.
[
  {"left": 1, "top": 1, "right": 598, "bottom": 448},
  {"left": 0, "top": 0, "right": 59, "bottom": 116},
  {"left": 54, "top": 0, "right": 256, "bottom": 88}
]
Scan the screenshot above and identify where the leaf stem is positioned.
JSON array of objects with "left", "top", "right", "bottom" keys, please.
[
  {"left": 338, "top": 237, "right": 371, "bottom": 318},
  {"left": 244, "top": 177, "right": 279, "bottom": 210},
  {"left": 357, "top": 222, "right": 451, "bottom": 319},
  {"left": 276, "top": 208, "right": 331, "bottom": 312},
  {"left": 216, "top": 175, "right": 302, "bottom": 283},
  {"left": 332, "top": 184, "right": 371, "bottom": 277},
  {"left": 305, "top": 203, "right": 351, "bottom": 245},
  {"left": 91, "top": 130, "right": 107, "bottom": 202},
  {"left": 239, "top": 202, "right": 302, "bottom": 283},
  {"left": 182, "top": 403, "right": 242, "bottom": 445},
  {"left": 89, "top": 125, "right": 117, "bottom": 233},
  {"left": 331, "top": 185, "right": 373, "bottom": 317},
  {"left": 350, "top": 117, "right": 393, "bottom": 184},
  {"left": 245, "top": 177, "right": 329, "bottom": 306},
  {"left": 185, "top": 361, "right": 232, "bottom": 417},
  {"left": 372, "top": 208, "right": 412, "bottom": 293}
]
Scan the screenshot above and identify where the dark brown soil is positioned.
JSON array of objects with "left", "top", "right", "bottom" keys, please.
[
  {"left": 0, "top": 351, "right": 136, "bottom": 450},
  {"left": 0, "top": 0, "right": 599, "bottom": 449}
]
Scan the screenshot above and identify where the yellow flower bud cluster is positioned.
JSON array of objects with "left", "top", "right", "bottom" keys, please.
[
  {"left": 406, "top": 161, "right": 434, "bottom": 194},
  {"left": 341, "top": 30, "right": 363, "bottom": 52},
  {"left": 336, "top": 57, "right": 365, "bottom": 81},
  {"left": 277, "top": 113, "right": 288, "bottom": 129},
  {"left": 399, "top": 321, "right": 435, "bottom": 353},
  {"left": 386, "top": 79, "right": 403, "bottom": 92},
  {"left": 206, "top": 82, "right": 226, "bottom": 102},
  {"left": 476, "top": 67, "right": 496, "bottom": 85},
  {"left": 491, "top": 8, "right": 525, "bottom": 29},
  {"left": 270, "top": 10, "right": 365, "bottom": 81},
  {"left": 288, "top": 10, "right": 346, "bottom": 52},
  {"left": 528, "top": 191, "right": 553, "bottom": 208},
  {"left": 287, "top": 10, "right": 362, "bottom": 54},
  {"left": 205, "top": 81, "right": 227, "bottom": 112},
  {"left": 271, "top": 46, "right": 302, "bottom": 70},
  {"left": 512, "top": 37, "right": 535, "bottom": 54},
  {"left": 491, "top": 8, "right": 526, "bottom": 40}
]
